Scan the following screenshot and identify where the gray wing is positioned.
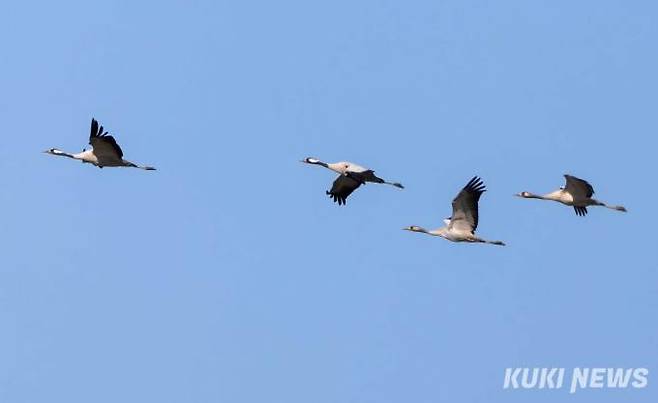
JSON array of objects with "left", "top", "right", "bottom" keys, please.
[
  {"left": 326, "top": 174, "right": 363, "bottom": 206},
  {"left": 564, "top": 174, "right": 594, "bottom": 199},
  {"left": 449, "top": 176, "right": 486, "bottom": 234},
  {"left": 89, "top": 118, "right": 124, "bottom": 159}
]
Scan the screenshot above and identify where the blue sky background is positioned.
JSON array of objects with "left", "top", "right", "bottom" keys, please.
[{"left": 1, "top": 1, "right": 656, "bottom": 402}]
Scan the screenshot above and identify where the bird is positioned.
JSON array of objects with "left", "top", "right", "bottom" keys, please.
[
  {"left": 44, "top": 118, "right": 156, "bottom": 170},
  {"left": 301, "top": 157, "right": 403, "bottom": 205},
  {"left": 403, "top": 176, "right": 505, "bottom": 246},
  {"left": 515, "top": 174, "right": 627, "bottom": 216}
]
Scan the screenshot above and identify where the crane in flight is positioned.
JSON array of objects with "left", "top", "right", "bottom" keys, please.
[
  {"left": 516, "top": 174, "right": 626, "bottom": 216},
  {"left": 44, "top": 118, "right": 156, "bottom": 171},
  {"left": 302, "top": 157, "right": 403, "bottom": 205},
  {"left": 403, "top": 176, "right": 505, "bottom": 246}
]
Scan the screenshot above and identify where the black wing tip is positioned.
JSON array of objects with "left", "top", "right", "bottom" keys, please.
[
  {"left": 326, "top": 191, "right": 347, "bottom": 206},
  {"left": 574, "top": 206, "right": 588, "bottom": 216},
  {"left": 465, "top": 176, "right": 486, "bottom": 193},
  {"left": 90, "top": 117, "right": 105, "bottom": 138}
]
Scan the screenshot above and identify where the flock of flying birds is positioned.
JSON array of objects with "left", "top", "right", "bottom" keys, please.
[
  {"left": 44, "top": 118, "right": 628, "bottom": 247},
  {"left": 299, "top": 157, "right": 627, "bottom": 247}
]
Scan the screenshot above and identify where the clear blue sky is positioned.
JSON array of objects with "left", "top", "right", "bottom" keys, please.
[{"left": 1, "top": 1, "right": 656, "bottom": 402}]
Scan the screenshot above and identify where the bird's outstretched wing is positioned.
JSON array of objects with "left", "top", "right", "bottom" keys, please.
[
  {"left": 574, "top": 206, "right": 588, "bottom": 216},
  {"left": 564, "top": 174, "right": 594, "bottom": 199},
  {"left": 326, "top": 174, "right": 363, "bottom": 206},
  {"left": 89, "top": 118, "right": 124, "bottom": 158},
  {"left": 449, "top": 176, "right": 486, "bottom": 233}
]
